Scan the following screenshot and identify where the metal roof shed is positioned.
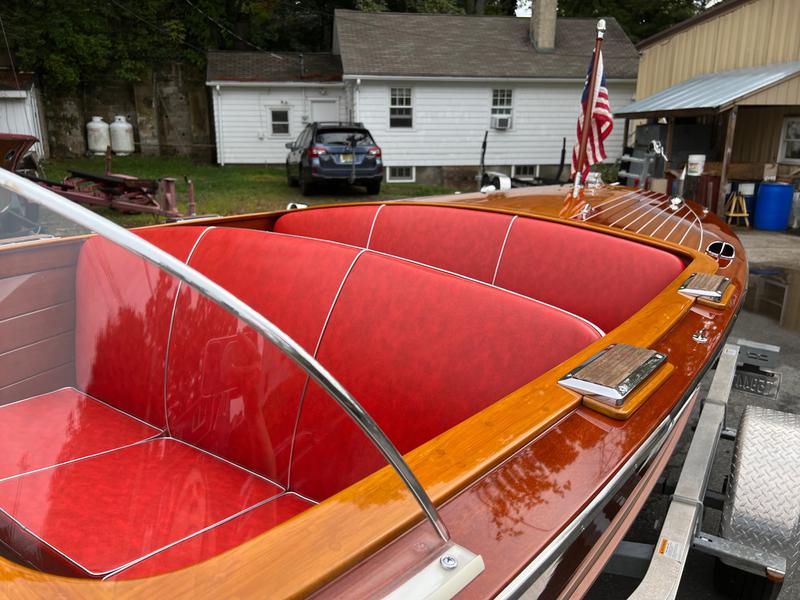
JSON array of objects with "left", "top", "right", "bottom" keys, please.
[
  {"left": 616, "top": 62, "right": 800, "bottom": 118},
  {"left": 616, "top": 61, "right": 800, "bottom": 212}
]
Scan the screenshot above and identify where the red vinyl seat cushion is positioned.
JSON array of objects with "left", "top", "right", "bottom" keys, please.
[
  {"left": 367, "top": 205, "right": 513, "bottom": 282},
  {"left": 0, "top": 439, "right": 281, "bottom": 577},
  {"left": 273, "top": 205, "right": 380, "bottom": 247},
  {"left": 165, "top": 229, "right": 361, "bottom": 485},
  {"left": 494, "top": 218, "right": 685, "bottom": 332},
  {"left": 74, "top": 227, "right": 207, "bottom": 427},
  {"left": 290, "top": 252, "right": 602, "bottom": 500},
  {"left": 107, "top": 493, "right": 311, "bottom": 580},
  {"left": 0, "top": 388, "right": 159, "bottom": 481}
]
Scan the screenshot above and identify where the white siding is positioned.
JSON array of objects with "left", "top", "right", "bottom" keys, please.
[
  {"left": 356, "top": 80, "right": 636, "bottom": 168},
  {"left": 0, "top": 85, "right": 46, "bottom": 157},
  {"left": 213, "top": 85, "right": 347, "bottom": 164}
]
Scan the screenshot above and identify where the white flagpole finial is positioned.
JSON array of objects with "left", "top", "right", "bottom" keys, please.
[{"left": 597, "top": 19, "right": 606, "bottom": 37}]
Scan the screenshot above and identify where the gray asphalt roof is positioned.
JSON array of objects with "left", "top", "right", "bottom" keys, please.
[
  {"left": 206, "top": 51, "right": 343, "bottom": 83},
  {"left": 617, "top": 61, "right": 800, "bottom": 117},
  {"left": 333, "top": 10, "right": 638, "bottom": 80}
]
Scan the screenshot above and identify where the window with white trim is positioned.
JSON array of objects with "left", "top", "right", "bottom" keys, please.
[
  {"left": 491, "top": 89, "right": 513, "bottom": 117},
  {"left": 779, "top": 117, "right": 800, "bottom": 163},
  {"left": 270, "top": 108, "right": 290, "bottom": 135},
  {"left": 390, "top": 88, "right": 413, "bottom": 128},
  {"left": 386, "top": 166, "right": 415, "bottom": 182}
]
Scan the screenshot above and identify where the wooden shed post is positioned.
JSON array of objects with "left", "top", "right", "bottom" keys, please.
[
  {"left": 623, "top": 119, "right": 630, "bottom": 149},
  {"left": 717, "top": 106, "right": 738, "bottom": 216}
]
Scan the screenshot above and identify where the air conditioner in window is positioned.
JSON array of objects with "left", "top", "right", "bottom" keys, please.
[{"left": 491, "top": 115, "right": 512, "bottom": 130}]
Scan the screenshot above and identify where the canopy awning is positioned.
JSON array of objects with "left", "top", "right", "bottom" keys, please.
[{"left": 617, "top": 61, "right": 800, "bottom": 118}]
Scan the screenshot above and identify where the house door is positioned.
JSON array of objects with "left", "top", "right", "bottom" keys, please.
[{"left": 310, "top": 99, "right": 339, "bottom": 123}]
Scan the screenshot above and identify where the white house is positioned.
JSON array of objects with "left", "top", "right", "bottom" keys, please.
[
  {"left": 208, "top": 3, "right": 639, "bottom": 185},
  {"left": 0, "top": 70, "right": 48, "bottom": 157}
]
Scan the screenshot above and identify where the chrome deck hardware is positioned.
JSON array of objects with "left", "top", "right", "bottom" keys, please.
[
  {"left": 679, "top": 272, "right": 731, "bottom": 300},
  {"left": 559, "top": 344, "right": 667, "bottom": 405}
]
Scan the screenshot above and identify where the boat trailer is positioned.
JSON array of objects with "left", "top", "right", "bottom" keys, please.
[
  {"left": 1, "top": 134, "right": 196, "bottom": 219},
  {"left": 606, "top": 341, "right": 796, "bottom": 600}
]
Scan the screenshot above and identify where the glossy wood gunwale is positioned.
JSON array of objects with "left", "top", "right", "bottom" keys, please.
[{"left": 0, "top": 187, "right": 746, "bottom": 599}]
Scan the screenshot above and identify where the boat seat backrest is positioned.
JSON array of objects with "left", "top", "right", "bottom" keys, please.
[
  {"left": 75, "top": 226, "right": 601, "bottom": 501},
  {"left": 74, "top": 228, "right": 209, "bottom": 427},
  {"left": 289, "top": 252, "right": 601, "bottom": 501},
  {"left": 164, "top": 229, "right": 361, "bottom": 486},
  {"left": 492, "top": 218, "right": 686, "bottom": 332},
  {"left": 273, "top": 204, "right": 685, "bottom": 332}
]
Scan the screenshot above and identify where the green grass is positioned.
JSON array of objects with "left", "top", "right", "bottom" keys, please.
[{"left": 40, "top": 156, "right": 452, "bottom": 228}]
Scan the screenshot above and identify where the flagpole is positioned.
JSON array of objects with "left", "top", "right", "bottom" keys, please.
[{"left": 572, "top": 18, "right": 607, "bottom": 198}]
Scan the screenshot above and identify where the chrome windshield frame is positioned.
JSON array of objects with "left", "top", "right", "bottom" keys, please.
[{"left": 0, "top": 168, "right": 449, "bottom": 542}]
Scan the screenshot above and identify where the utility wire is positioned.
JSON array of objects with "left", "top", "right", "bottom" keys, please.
[
  {"left": 107, "top": 0, "right": 207, "bottom": 53},
  {"left": 182, "top": 0, "right": 291, "bottom": 61}
]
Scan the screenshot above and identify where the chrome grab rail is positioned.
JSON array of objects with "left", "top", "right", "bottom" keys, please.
[{"left": 0, "top": 168, "right": 449, "bottom": 543}]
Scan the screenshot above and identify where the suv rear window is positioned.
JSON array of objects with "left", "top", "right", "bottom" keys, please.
[{"left": 315, "top": 130, "right": 374, "bottom": 146}]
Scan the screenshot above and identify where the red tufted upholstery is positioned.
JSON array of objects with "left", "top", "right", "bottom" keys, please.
[
  {"left": 273, "top": 204, "right": 379, "bottom": 247},
  {"left": 273, "top": 205, "right": 685, "bottom": 332},
  {"left": 290, "top": 252, "right": 601, "bottom": 500},
  {"left": 0, "top": 388, "right": 159, "bottom": 481},
  {"left": 166, "top": 229, "right": 360, "bottom": 485},
  {"left": 0, "top": 439, "right": 282, "bottom": 577},
  {"left": 493, "top": 218, "right": 685, "bottom": 332},
  {"left": 368, "top": 205, "right": 513, "bottom": 282},
  {"left": 107, "top": 493, "right": 311, "bottom": 580},
  {"left": 74, "top": 227, "right": 206, "bottom": 427},
  {"left": 0, "top": 222, "right": 605, "bottom": 579}
]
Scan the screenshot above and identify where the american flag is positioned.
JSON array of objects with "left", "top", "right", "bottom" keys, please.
[{"left": 571, "top": 49, "right": 613, "bottom": 180}]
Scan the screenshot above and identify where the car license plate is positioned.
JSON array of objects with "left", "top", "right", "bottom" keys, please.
[
  {"left": 340, "top": 153, "right": 353, "bottom": 163},
  {"left": 733, "top": 368, "right": 781, "bottom": 398}
]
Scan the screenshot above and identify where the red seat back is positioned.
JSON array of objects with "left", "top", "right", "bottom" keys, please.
[
  {"left": 273, "top": 205, "right": 379, "bottom": 248},
  {"left": 164, "top": 229, "right": 360, "bottom": 485},
  {"left": 368, "top": 205, "right": 513, "bottom": 282},
  {"left": 493, "top": 218, "right": 685, "bottom": 332},
  {"left": 290, "top": 252, "right": 601, "bottom": 501},
  {"left": 74, "top": 227, "right": 207, "bottom": 427}
]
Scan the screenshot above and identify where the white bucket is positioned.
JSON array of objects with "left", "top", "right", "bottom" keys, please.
[
  {"left": 738, "top": 182, "right": 756, "bottom": 196},
  {"left": 687, "top": 154, "right": 706, "bottom": 176}
]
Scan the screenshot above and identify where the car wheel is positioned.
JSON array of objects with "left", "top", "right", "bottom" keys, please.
[
  {"left": 286, "top": 163, "right": 298, "bottom": 187},
  {"left": 300, "top": 170, "right": 314, "bottom": 197},
  {"left": 365, "top": 181, "right": 381, "bottom": 195}
]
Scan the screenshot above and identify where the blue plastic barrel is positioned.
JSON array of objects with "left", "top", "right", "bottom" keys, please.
[{"left": 754, "top": 182, "right": 793, "bottom": 231}]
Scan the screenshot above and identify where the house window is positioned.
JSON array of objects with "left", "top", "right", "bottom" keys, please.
[
  {"left": 514, "top": 165, "right": 537, "bottom": 179},
  {"left": 390, "top": 88, "right": 413, "bottom": 128},
  {"left": 779, "top": 117, "right": 800, "bottom": 163},
  {"left": 270, "top": 108, "right": 290, "bottom": 135},
  {"left": 492, "top": 89, "right": 513, "bottom": 117},
  {"left": 386, "top": 166, "right": 415, "bottom": 182}
]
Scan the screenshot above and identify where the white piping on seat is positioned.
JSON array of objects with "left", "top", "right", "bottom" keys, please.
[
  {"left": 265, "top": 215, "right": 604, "bottom": 336},
  {"left": 286, "top": 248, "right": 367, "bottom": 492},
  {"left": 162, "top": 226, "right": 216, "bottom": 436},
  {"left": 0, "top": 385, "right": 75, "bottom": 410},
  {"left": 491, "top": 215, "right": 517, "bottom": 286},
  {"left": 365, "top": 203, "right": 386, "bottom": 249},
  {"left": 364, "top": 248, "right": 606, "bottom": 337},
  {"left": 167, "top": 437, "right": 285, "bottom": 490},
  {"left": 102, "top": 490, "right": 309, "bottom": 580},
  {"left": 0, "top": 437, "right": 293, "bottom": 578},
  {"left": 0, "top": 436, "right": 160, "bottom": 484}
]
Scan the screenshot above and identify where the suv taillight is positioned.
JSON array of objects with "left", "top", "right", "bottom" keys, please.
[
  {"left": 367, "top": 146, "right": 381, "bottom": 157},
  {"left": 308, "top": 146, "right": 327, "bottom": 158}
]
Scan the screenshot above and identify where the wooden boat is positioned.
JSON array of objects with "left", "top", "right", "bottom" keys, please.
[{"left": 0, "top": 168, "right": 745, "bottom": 599}]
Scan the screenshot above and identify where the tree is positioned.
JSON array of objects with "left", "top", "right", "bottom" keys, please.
[{"left": 557, "top": 0, "right": 711, "bottom": 43}]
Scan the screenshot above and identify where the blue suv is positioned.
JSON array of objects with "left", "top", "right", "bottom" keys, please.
[{"left": 286, "top": 122, "right": 383, "bottom": 196}]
